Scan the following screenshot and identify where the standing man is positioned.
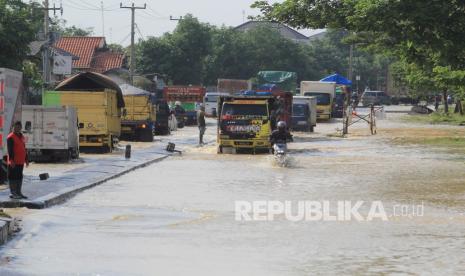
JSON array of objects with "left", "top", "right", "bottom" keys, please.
[
  {"left": 7, "top": 121, "right": 28, "bottom": 199},
  {"left": 197, "top": 105, "right": 206, "bottom": 145},
  {"left": 435, "top": 94, "right": 440, "bottom": 112}
]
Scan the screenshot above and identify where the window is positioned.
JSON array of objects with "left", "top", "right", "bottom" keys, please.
[
  {"left": 222, "top": 104, "right": 267, "bottom": 116},
  {"left": 293, "top": 104, "right": 308, "bottom": 117}
]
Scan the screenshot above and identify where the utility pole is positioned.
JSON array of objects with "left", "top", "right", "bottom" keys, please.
[
  {"left": 101, "top": 1, "right": 105, "bottom": 36},
  {"left": 343, "top": 44, "right": 354, "bottom": 135},
  {"left": 42, "top": 0, "right": 62, "bottom": 85},
  {"left": 120, "top": 2, "right": 146, "bottom": 84},
  {"left": 348, "top": 44, "right": 354, "bottom": 82}
]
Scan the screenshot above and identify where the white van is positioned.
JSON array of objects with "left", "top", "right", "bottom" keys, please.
[{"left": 203, "top": 92, "right": 230, "bottom": 117}]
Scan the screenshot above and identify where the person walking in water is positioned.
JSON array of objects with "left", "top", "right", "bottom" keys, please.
[
  {"left": 197, "top": 105, "right": 206, "bottom": 145},
  {"left": 7, "top": 121, "right": 29, "bottom": 199}
]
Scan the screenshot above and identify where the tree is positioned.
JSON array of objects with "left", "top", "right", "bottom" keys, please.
[
  {"left": 51, "top": 18, "right": 93, "bottom": 36},
  {"left": 252, "top": 0, "right": 465, "bottom": 110},
  {"left": 0, "top": 0, "right": 42, "bottom": 70},
  {"left": 136, "top": 14, "right": 212, "bottom": 85}
]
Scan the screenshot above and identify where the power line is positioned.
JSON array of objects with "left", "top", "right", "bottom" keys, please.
[
  {"left": 67, "top": 0, "right": 99, "bottom": 10},
  {"left": 118, "top": 33, "right": 131, "bottom": 45},
  {"left": 135, "top": 23, "right": 144, "bottom": 40}
]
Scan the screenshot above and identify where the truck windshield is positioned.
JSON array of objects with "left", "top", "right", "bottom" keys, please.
[
  {"left": 222, "top": 103, "right": 267, "bottom": 116},
  {"left": 293, "top": 104, "right": 308, "bottom": 117},
  {"left": 304, "top": 92, "right": 331, "bottom": 105},
  {"left": 205, "top": 95, "right": 219, "bottom": 102}
]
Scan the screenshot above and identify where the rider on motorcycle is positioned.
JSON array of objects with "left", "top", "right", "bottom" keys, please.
[{"left": 270, "top": 121, "right": 293, "bottom": 146}]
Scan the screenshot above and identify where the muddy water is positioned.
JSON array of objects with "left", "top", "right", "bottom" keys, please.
[{"left": 1, "top": 116, "right": 465, "bottom": 275}]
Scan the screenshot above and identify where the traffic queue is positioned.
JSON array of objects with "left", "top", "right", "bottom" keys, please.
[{"left": 0, "top": 67, "right": 353, "bottom": 168}]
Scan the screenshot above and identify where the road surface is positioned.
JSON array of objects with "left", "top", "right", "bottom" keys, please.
[{"left": 1, "top": 112, "right": 465, "bottom": 275}]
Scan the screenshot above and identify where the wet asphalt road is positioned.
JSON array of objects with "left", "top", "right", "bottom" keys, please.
[{"left": 1, "top": 113, "right": 465, "bottom": 275}]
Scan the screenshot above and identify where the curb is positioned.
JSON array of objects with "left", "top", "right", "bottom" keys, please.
[
  {"left": 0, "top": 154, "right": 170, "bottom": 209},
  {"left": 0, "top": 216, "right": 17, "bottom": 245}
]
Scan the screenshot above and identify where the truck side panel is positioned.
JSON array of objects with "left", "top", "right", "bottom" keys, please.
[{"left": 43, "top": 90, "right": 121, "bottom": 149}]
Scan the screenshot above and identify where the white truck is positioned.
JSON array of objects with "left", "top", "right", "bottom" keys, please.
[
  {"left": 292, "top": 96, "right": 317, "bottom": 132},
  {"left": 22, "top": 105, "right": 79, "bottom": 162},
  {"left": 203, "top": 92, "right": 230, "bottom": 117},
  {"left": 301, "top": 81, "right": 336, "bottom": 120},
  {"left": 0, "top": 68, "right": 23, "bottom": 183}
]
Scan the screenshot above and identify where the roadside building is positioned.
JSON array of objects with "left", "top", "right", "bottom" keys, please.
[
  {"left": 234, "top": 21, "right": 311, "bottom": 44},
  {"left": 54, "top": 36, "right": 126, "bottom": 75}
]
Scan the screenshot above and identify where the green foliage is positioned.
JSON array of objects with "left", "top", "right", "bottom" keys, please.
[
  {"left": 51, "top": 18, "right": 93, "bottom": 36},
  {"left": 252, "top": 0, "right": 465, "bottom": 101},
  {"left": 0, "top": 0, "right": 42, "bottom": 70}
]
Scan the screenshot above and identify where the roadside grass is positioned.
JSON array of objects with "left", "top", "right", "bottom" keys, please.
[
  {"left": 402, "top": 112, "right": 465, "bottom": 126},
  {"left": 391, "top": 134, "right": 465, "bottom": 154}
]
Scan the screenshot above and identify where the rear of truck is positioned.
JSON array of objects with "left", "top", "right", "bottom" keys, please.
[
  {"left": 121, "top": 94, "right": 155, "bottom": 142},
  {"left": 43, "top": 90, "right": 121, "bottom": 152},
  {"left": 164, "top": 86, "right": 206, "bottom": 125},
  {"left": 217, "top": 96, "right": 272, "bottom": 154},
  {"left": 22, "top": 105, "right": 79, "bottom": 161}
]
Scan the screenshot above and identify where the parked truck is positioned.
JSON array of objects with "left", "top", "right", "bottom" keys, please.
[
  {"left": 292, "top": 96, "right": 317, "bottom": 132},
  {"left": 256, "top": 84, "right": 293, "bottom": 129},
  {"left": 217, "top": 93, "right": 283, "bottom": 154},
  {"left": 22, "top": 105, "right": 79, "bottom": 161},
  {"left": 301, "top": 81, "right": 336, "bottom": 120},
  {"left": 164, "top": 86, "right": 206, "bottom": 125},
  {"left": 217, "top": 79, "right": 252, "bottom": 94},
  {"left": 120, "top": 84, "right": 156, "bottom": 142},
  {"left": 43, "top": 72, "right": 125, "bottom": 153},
  {"left": 0, "top": 68, "right": 23, "bottom": 183}
]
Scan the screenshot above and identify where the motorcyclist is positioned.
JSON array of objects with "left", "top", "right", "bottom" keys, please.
[
  {"left": 174, "top": 101, "right": 185, "bottom": 115},
  {"left": 270, "top": 121, "right": 293, "bottom": 146}
]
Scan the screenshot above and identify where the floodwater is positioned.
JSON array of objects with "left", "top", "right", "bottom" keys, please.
[{"left": 2, "top": 112, "right": 465, "bottom": 275}]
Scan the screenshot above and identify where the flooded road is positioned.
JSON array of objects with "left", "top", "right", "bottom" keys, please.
[{"left": 2, "top": 113, "right": 465, "bottom": 275}]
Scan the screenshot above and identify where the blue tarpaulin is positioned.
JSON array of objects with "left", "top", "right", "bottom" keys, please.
[{"left": 320, "top": 74, "right": 352, "bottom": 86}]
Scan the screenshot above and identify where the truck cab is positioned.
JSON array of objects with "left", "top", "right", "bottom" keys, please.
[
  {"left": 217, "top": 95, "right": 273, "bottom": 154},
  {"left": 301, "top": 81, "right": 336, "bottom": 120}
]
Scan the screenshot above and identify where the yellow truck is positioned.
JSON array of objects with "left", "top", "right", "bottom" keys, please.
[
  {"left": 300, "top": 81, "right": 336, "bottom": 120},
  {"left": 120, "top": 84, "right": 156, "bottom": 142},
  {"left": 217, "top": 95, "right": 273, "bottom": 154},
  {"left": 44, "top": 72, "right": 125, "bottom": 152}
]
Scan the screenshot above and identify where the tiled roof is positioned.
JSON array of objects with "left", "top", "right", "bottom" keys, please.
[
  {"left": 90, "top": 51, "right": 125, "bottom": 73},
  {"left": 55, "top": 37, "right": 105, "bottom": 68}
]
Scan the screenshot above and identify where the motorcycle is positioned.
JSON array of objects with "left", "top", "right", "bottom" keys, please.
[{"left": 272, "top": 141, "right": 289, "bottom": 167}]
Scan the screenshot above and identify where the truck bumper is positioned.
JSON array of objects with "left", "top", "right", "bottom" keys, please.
[
  {"left": 317, "top": 113, "right": 331, "bottom": 120},
  {"left": 219, "top": 139, "right": 270, "bottom": 149}
]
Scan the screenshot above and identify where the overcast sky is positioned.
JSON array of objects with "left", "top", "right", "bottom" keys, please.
[{"left": 46, "top": 0, "right": 322, "bottom": 45}]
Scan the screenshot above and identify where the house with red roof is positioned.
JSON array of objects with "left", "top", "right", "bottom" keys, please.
[{"left": 54, "top": 36, "right": 126, "bottom": 74}]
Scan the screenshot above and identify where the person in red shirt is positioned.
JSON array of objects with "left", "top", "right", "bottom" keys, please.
[{"left": 7, "top": 121, "right": 29, "bottom": 199}]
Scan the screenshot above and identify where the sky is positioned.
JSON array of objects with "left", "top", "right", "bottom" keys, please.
[{"left": 46, "top": 0, "right": 323, "bottom": 46}]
